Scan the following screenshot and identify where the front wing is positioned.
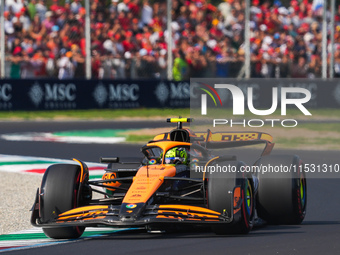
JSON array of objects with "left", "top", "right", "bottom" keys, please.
[{"left": 31, "top": 203, "right": 234, "bottom": 228}]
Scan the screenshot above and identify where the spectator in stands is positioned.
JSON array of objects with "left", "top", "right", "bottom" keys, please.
[
  {"left": 71, "top": 44, "right": 85, "bottom": 78},
  {"left": 112, "top": 54, "right": 127, "bottom": 79},
  {"left": 140, "top": 0, "right": 153, "bottom": 27},
  {"left": 215, "top": 46, "right": 232, "bottom": 77},
  {"left": 157, "top": 49, "right": 167, "bottom": 79},
  {"left": 32, "top": 49, "right": 47, "bottom": 78},
  {"left": 4, "top": 11, "right": 15, "bottom": 35},
  {"left": 29, "top": 14, "right": 43, "bottom": 40},
  {"left": 291, "top": 56, "right": 308, "bottom": 78},
  {"left": 100, "top": 52, "right": 115, "bottom": 79},
  {"left": 3, "top": 0, "right": 340, "bottom": 79},
  {"left": 27, "top": 0, "right": 37, "bottom": 20},
  {"left": 20, "top": 48, "right": 36, "bottom": 78},
  {"left": 277, "top": 54, "right": 292, "bottom": 78},
  {"left": 57, "top": 49, "right": 74, "bottom": 79},
  {"left": 307, "top": 55, "right": 322, "bottom": 78},
  {"left": 335, "top": 48, "right": 340, "bottom": 77},
  {"left": 70, "top": 0, "right": 82, "bottom": 14},
  {"left": 42, "top": 11, "right": 54, "bottom": 34},
  {"left": 117, "top": 0, "right": 130, "bottom": 13},
  {"left": 173, "top": 50, "right": 189, "bottom": 81},
  {"left": 35, "top": 0, "right": 47, "bottom": 22},
  {"left": 45, "top": 50, "right": 56, "bottom": 77},
  {"left": 109, "top": 0, "right": 119, "bottom": 15},
  {"left": 8, "top": 48, "right": 22, "bottom": 79},
  {"left": 124, "top": 51, "right": 137, "bottom": 79},
  {"left": 6, "top": 0, "right": 24, "bottom": 14}
]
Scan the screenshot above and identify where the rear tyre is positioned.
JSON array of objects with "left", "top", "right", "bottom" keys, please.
[
  {"left": 207, "top": 161, "right": 254, "bottom": 235},
  {"left": 256, "top": 155, "right": 307, "bottom": 224},
  {"left": 41, "top": 164, "right": 85, "bottom": 239}
]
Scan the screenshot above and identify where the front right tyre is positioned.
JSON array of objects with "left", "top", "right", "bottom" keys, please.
[{"left": 207, "top": 161, "right": 255, "bottom": 234}]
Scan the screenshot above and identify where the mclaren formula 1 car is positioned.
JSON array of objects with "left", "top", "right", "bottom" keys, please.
[{"left": 31, "top": 118, "right": 306, "bottom": 239}]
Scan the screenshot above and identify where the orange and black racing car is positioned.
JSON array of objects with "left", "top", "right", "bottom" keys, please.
[{"left": 31, "top": 118, "right": 306, "bottom": 239}]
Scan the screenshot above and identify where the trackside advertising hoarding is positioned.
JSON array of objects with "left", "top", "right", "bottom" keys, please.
[
  {"left": 0, "top": 80, "right": 191, "bottom": 110},
  {"left": 0, "top": 79, "right": 340, "bottom": 110}
]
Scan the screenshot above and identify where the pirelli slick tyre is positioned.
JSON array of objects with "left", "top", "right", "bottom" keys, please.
[
  {"left": 40, "top": 164, "right": 85, "bottom": 239},
  {"left": 207, "top": 161, "right": 254, "bottom": 235},
  {"left": 256, "top": 155, "right": 307, "bottom": 225}
]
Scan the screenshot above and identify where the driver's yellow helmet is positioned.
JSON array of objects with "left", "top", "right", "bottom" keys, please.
[{"left": 164, "top": 147, "right": 188, "bottom": 165}]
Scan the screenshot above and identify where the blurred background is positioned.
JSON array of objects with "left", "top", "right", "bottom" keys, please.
[{"left": 0, "top": 0, "right": 340, "bottom": 81}]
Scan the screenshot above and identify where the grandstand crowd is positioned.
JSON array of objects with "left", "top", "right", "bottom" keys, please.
[{"left": 3, "top": 0, "right": 340, "bottom": 80}]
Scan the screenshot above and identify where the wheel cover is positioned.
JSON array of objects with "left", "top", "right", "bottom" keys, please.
[
  {"left": 300, "top": 177, "right": 306, "bottom": 209},
  {"left": 245, "top": 180, "right": 253, "bottom": 216}
]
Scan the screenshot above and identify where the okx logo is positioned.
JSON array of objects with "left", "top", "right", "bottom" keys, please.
[{"left": 199, "top": 83, "right": 223, "bottom": 115}]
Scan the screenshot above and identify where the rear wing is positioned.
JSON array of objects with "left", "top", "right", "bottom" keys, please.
[
  {"left": 151, "top": 131, "right": 274, "bottom": 156},
  {"left": 194, "top": 131, "right": 274, "bottom": 156}
]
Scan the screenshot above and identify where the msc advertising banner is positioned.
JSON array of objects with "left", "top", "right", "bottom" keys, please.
[
  {"left": 0, "top": 79, "right": 340, "bottom": 110},
  {"left": 0, "top": 79, "right": 191, "bottom": 110}
]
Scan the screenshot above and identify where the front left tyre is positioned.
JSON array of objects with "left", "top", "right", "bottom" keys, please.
[{"left": 40, "top": 164, "right": 86, "bottom": 239}]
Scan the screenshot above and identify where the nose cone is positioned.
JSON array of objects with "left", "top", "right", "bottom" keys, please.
[{"left": 119, "top": 203, "right": 145, "bottom": 222}]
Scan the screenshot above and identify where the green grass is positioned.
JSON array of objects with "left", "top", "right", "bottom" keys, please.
[
  {"left": 0, "top": 108, "right": 191, "bottom": 120},
  {"left": 119, "top": 122, "right": 340, "bottom": 149},
  {"left": 297, "top": 123, "right": 340, "bottom": 133},
  {"left": 123, "top": 132, "right": 340, "bottom": 149},
  {"left": 191, "top": 108, "right": 340, "bottom": 119},
  {"left": 125, "top": 134, "right": 155, "bottom": 142},
  {"left": 276, "top": 137, "right": 340, "bottom": 150},
  {"left": 53, "top": 129, "right": 134, "bottom": 137},
  {"left": 0, "top": 108, "right": 339, "bottom": 120},
  {"left": 271, "top": 108, "right": 340, "bottom": 118},
  {"left": 122, "top": 122, "right": 340, "bottom": 147},
  {"left": 270, "top": 122, "right": 340, "bottom": 149},
  {"left": 53, "top": 129, "right": 155, "bottom": 143}
]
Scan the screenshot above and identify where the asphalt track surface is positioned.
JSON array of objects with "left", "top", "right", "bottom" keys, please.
[{"left": 1, "top": 121, "right": 340, "bottom": 255}]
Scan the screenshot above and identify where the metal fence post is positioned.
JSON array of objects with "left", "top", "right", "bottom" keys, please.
[
  {"left": 85, "top": 0, "right": 91, "bottom": 79},
  {"left": 244, "top": 0, "right": 250, "bottom": 79},
  {"left": 167, "top": 0, "right": 173, "bottom": 81},
  {"left": 329, "top": 0, "right": 335, "bottom": 78},
  {"left": 0, "top": 0, "right": 5, "bottom": 78},
  {"left": 322, "top": 0, "right": 328, "bottom": 79}
]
